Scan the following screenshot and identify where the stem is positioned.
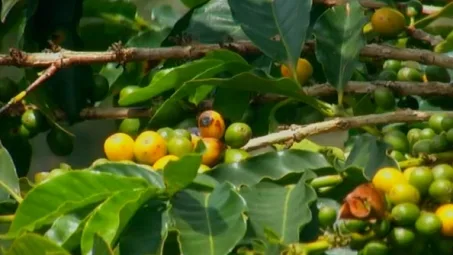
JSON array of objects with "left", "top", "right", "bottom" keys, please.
[
  {"left": 4, "top": 80, "right": 452, "bottom": 120},
  {"left": 338, "top": 107, "right": 382, "bottom": 137},
  {"left": 0, "top": 214, "right": 15, "bottom": 223},
  {"left": 432, "top": 151, "right": 453, "bottom": 162},
  {"left": 303, "top": 97, "right": 336, "bottom": 117},
  {"left": 0, "top": 64, "right": 58, "bottom": 114},
  {"left": 303, "top": 240, "right": 331, "bottom": 255},
  {"left": 9, "top": 192, "right": 23, "bottom": 204},
  {"left": 398, "top": 158, "right": 423, "bottom": 169},
  {"left": 398, "top": 151, "right": 453, "bottom": 169},
  {"left": 0, "top": 182, "right": 23, "bottom": 204},
  {"left": 243, "top": 110, "right": 453, "bottom": 151}
]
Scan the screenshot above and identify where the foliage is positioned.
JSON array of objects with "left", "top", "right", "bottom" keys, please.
[{"left": 0, "top": 0, "right": 452, "bottom": 254}]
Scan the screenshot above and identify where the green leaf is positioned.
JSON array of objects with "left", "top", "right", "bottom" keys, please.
[
  {"left": 263, "top": 227, "right": 283, "bottom": 245},
  {"left": 89, "top": 161, "right": 165, "bottom": 188},
  {"left": 248, "top": 102, "right": 277, "bottom": 136},
  {"left": 289, "top": 139, "right": 345, "bottom": 162},
  {"left": 269, "top": 98, "right": 296, "bottom": 132},
  {"left": 119, "top": 199, "right": 170, "bottom": 255},
  {"left": 126, "top": 30, "right": 170, "bottom": 49},
  {"left": 0, "top": 141, "right": 20, "bottom": 202},
  {"left": 188, "top": 50, "right": 252, "bottom": 105},
  {"left": 18, "top": 177, "right": 34, "bottom": 198},
  {"left": 83, "top": 0, "right": 136, "bottom": 19},
  {"left": 148, "top": 61, "right": 251, "bottom": 127},
  {"left": 152, "top": 4, "right": 181, "bottom": 29},
  {"left": 119, "top": 59, "right": 224, "bottom": 106},
  {"left": 350, "top": 94, "right": 376, "bottom": 116},
  {"left": 414, "top": 2, "right": 453, "bottom": 38},
  {"left": 240, "top": 173, "right": 317, "bottom": 245},
  {"left": 180, "top": 0, "right": 209, "bottom": 9},
  {"left": 97, "top": 29, "right": 168, "bottom": 88},
  {"left": 435, "top": 39, "right": 453, "bottom": 53},
  {"left": 208, "top": 150, "right": 333, "bottom": 187},
  {"left": 81, "top": 188, "right": 156, "bottom": 255},
  {"left": 0, "top": 0, "right": 25, "bottom": 48},
  {"left": 191, "top": 174, "right": 220, "bottom": 190},
  {"left": 153, "top": 72, "right": 334, "bottom": 121},
  {"left": 313, "top": 1, "right": 367, "bottom": 104},
  {"left": 163, "top": 154, "right": 202, "bottom": 196},
  {"left": 317, "top": 198, "right": 341, "bottom": 211},
  {"left": 1, "top": 0, "right": 19, "bottom": 22},
  {"left": 80, "top": 0, "right": 138, "bottom": 50},
  {"left": 228, "top": 0, "right": 311, "bottom": 73},
  {"left": 344, "top": 134, "right": 398, "bottom": 180},
  {"left": 45, "top": 204, "right": 98, "bottom": 250},
  {"left": 92, "top": 234, "right": 114, "bottom": 255},
  {"left": 99, "top": 63, "right": 124, "bottom": 88},
  {"left": 418, "top": 97, "right": 443, "bottom": 111},
  {"left": 164, "top": 0, "right": 247, "bottom": 45},
  {"left": 204, "top": 49, "right": 250, "bottom": 64},
  {"left": 320, "top": 166, "right": 367, "bottom": 202},
  {"left": 170, "top": 182, "right": 247, "bottom": 255},
  {"left": 213, "top": 87, "right": 251, "bottom": 122},
  {"left": 6, "top": 171, "right": 150, "bottom": 238},
  {"left": 5, "top": 233, "right": 70, "bottom": 255}
]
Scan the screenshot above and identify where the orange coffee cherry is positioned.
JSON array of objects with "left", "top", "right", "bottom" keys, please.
[
  {"left": 200, "top": 137, "right": 225, "bottom": 167},
  {"left": 280, "top": 58, "right": 313, "bottom": 85},
  {"left": 133, "top": 131, "right": 167, "bottom": 165},
  {"left": 371, "top": 7, "right": 406, "bottom": 38},
  {"left": 198, "top": 110, "right": 225, "bottom": 139}
]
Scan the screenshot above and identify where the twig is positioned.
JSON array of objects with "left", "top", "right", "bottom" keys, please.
[
  {"left": 405, "top": 27, "right": 444, "bottom": 47},
  {"left": 1, "top": 41, "right": 453, "bottom": 69},
  {"left": 76, "top": 107, "right": 151, "bottom": 120},
  {"left": 6, "top": 105, "right": 152, "bottom": 120},
  {"left": 0, "top": 64, "right": 59, "bottom": 114},
  {"left": 398, "top": 151, "right": 453, "bottom": 169},
  {"left": 0, "top": 41, "right": 261, "bottom": 67},
  {"left": 310, "top": 81, "right": 453, "bottom": 97},
  {"left": 358, "top": 44, "right": 453, "bottom": 69},
  {"left": 242, "top": 110, "right": 453, "bottom": 151},
  {"left": 5, "top": 81, "right": 451, "bottom": 120},
  {"left": 255, "top": 81, "right": 453, "bottom": 103}
]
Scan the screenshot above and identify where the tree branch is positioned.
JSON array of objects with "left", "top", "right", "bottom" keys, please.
[
  {"left": 358, "top": 44, "right": 453, "bottom": 69},
  {"left": 0, "top": 64, "right": 59, "bottom": 114},
  {"left": 405, "top": 27, "right": 444, "bottom": 47},
  {"left": 1, "top": 41, "right": 453, "bottom": 69},
  {"left": 6, "top": 81, "right": 450, "bottom": 120},
  {"left": 255, "top": 81, "right": 453, "bottom": 103},
  {"left": 308, "top": 80, "right": 453, "bottom": 97},
  {"left": 0, "top": 41, "right": 261, "bottom": 67},
  {"left": 75, "top": 107, "right": 151, "bottom": 120},
  {"left": 242, "top": 110, "right": 453, "bottom": 151}
]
